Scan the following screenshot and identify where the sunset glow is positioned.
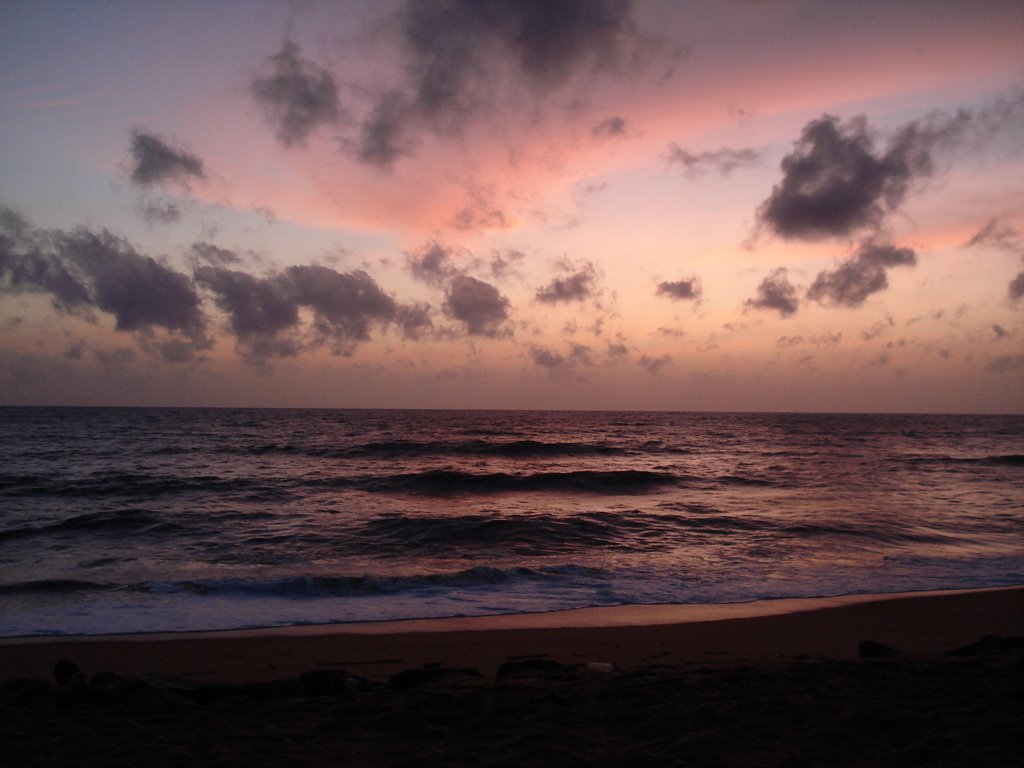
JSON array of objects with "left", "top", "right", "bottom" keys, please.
[{"left": 2, "top": 0, "right": 1022, "bottom": 411}]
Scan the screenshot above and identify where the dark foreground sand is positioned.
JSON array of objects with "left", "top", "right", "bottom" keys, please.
[{"left": 2, "top": 587, "right": 1021, "bottom": 766}]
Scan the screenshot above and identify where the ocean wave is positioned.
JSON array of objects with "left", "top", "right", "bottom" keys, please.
[
  {"left": 350, "top": 510, "right": 769, "bottom": 556},
  {"left": 905, "top": 454, "right": 1024, "bottom": 467},
  {"left": 0, "top": 510, "right": 179, "bottom": 542},
  {"left": 235, "top": 438, "right": 631, "bottom": 460},
  {"left": 138, "top": 564, "right": 605, "bottom": 598},
  {"left": 0, "top": 578, "right": 118, "bottom": 595},
  {"left": 347, "top": 469, "right": 682, "bottom": 495}
]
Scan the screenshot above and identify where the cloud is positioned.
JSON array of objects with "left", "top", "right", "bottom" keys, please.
[
  {"left": 0, "top": 208, "right": 208, "bottom": 347},
  {"left": 450, "top": 185, "right": 509, "bottom": 231},
  {"left": 757, "top": 114, "right": 939, "bottom": 240},
  {"left": 136, "top": 196, "right": 181, "bottom": 224},
  {"left": 965, "top": 218, "right": 1020, "bottom": 250},
  {"left": 743, "top": 267, "right": 799, "bottom": 317},
  {"left": 656, "top": 276, "right": 702, "bottom": 301},
  {"left": 807, "top": 241, "right": 916, "bottom": 308},
  {"left": 992, "top": 324, "right": 1009, "bottom": 340},
  {"left": 196, "top": 262, "right": 419, "bottom": 361},
  {"left": 758, "top": 94, "right": 1024, "bottom": 241},
  {"left": 129, "top": 129, "right": 206, "bottom": 188},
  {"left": 638, "top": 353, "right": 671, "bottom": 375},
  {"left": 1010, "top": 271, "right": 1024, "bottom": 303},
  {"left": 530, "top": 344, "right": 566, "bottom": 370},
  {"left": 406, "top": 242, "right": 461, "bottom": 287},
  {"left": 353, "top": 0, "right": 650, "bottom": 168},
  {"left": 252, "top": 40, "right": 340, "bottom": 147},
  {"left": 191, "top": 242, "right": 245, "bottom": 267},
  {"left": 861, "top": 315, "right": 895, "bottom": 341},
  {"left": 666, "top": 145, "right": 759, "bottom": 178},
  {"left": 987, "top": 354, "right": 1024, "bottom": 373},
  {"left": 592, "top": 116, "right": 627, "bottom": 139},
  {"left": 535, "top": 261, "right": 598, "bottom": 303},
  {"left": 443, "top": 274, "right": 511, "bottom": 336},
  {"left": 488, "top": 249, "right": 525, "bottom": 281}
]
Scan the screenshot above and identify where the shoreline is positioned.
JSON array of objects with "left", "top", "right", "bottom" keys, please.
[{"left": 2, "top": 585, "right": 1020, "bottom": 683}]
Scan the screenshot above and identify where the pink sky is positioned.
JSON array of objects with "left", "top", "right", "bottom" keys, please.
[{"left": 1, "top": 0, "right": 1022, "bottom": 412}]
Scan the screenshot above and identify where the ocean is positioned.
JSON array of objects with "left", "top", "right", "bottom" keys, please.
[{"left": 0, "top": 407, "right": 1021, "bottom": 637}]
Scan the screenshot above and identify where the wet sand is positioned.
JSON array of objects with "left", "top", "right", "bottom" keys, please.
[{"left": 2, "top": 586, "right": 1022, "bottom": 766}]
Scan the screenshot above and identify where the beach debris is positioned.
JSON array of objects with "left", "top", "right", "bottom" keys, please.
[
  {"left": 496, "top": 658, "right": 580, "bottom": 680},
  {"left": 387, "top": 666, "right": 484, "bottom": 689},
  {"left": 858, "top": 640, "right": 900, "bottom": 659},
  {"left": 53, "top": 659, "right": 85, "bottom": 687},
  {"left": 298, "top": 669, "right": 349, "bottom": 697},
  {"left": 945, "top": 635, "right": 1024, "bottom": 657}
]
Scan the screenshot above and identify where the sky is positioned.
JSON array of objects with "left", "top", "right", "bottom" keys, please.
[{"left": 1, "top": 0, "right": 1023, "bottom": 413}]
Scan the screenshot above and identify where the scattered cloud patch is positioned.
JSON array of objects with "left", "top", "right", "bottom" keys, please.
[
  {"left": 992, "top": 323, "right": 1009, "bottom": 340},
  {"left": 965, "top": 218, "right": 1020, "bottom": 250},
  {"left": 656, "top": 276, "right": 702, "bottom": 301},
  {"left": 129, "top": 129, "right": 206, "bottom": 188},
  {"left": 592, "top": 115, "right": 627, "bottom": 139},
  {"left": 1009, "top": 271, "right": 1024, "bottom": 303},
  {"left": 638, "top": 353, "right": 671, "bottom": 375},
  {"left": 666, "top": 144, "right": 759, "bottom": 178},
  {"left": 807, "top": 241, "right": 916, "bottom": 308},
  {"left": 407, "top": 242, "right": 461, "bottom": 287},
  {"left": 988, "top": 354, "right": 1024, "bottom": 373},
  {"left": 743, "top": 268, "right": 799, "bottom": 317},
  {"left": 252, "top": 40, "right": 340, "bottom": 147},
  {"left": 535, "top": 260, "right": 598, "bottom": 304},
  {"left": 136, "top": 196, "right": 181, "bottom": 225},
  {"left": 0, "top": 208, "right": 208, "bottom": 351},
  {"left": 351, "top": 0, "right": 657, "bottom": 168},
  {"left": 443, "top": 274, "right": 511, "bottom": 336}
]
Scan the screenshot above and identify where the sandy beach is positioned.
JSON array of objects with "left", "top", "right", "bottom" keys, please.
[{"left": 2, "top": 586, "right": 1022, "bottom": 766}]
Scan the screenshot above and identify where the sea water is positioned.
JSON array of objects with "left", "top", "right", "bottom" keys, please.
[{"left": 0, "top": 407, "right": 1021, "bottom": 636}]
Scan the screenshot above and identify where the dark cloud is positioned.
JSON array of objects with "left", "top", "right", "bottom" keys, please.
[
  {"left": 987, "top": 354, "right": 1024, "bottom": 373},
  {"left": 196, "top": 262, "right": 417, "bottom": 360},
  {"left": 252, "top": 40, "right": 340, "bottom": 147},
  {"left": 136, "top": 196, "right": 181, "bottom": 224},
  {"left": 62, "top": 340, "right": 85, "bottom": 360},
  {"left": 656, "top": 277, "right": 702, "bottom": 301},
  {"left": 861, "top": 315, "right": 895, "bottom": 341},
  {"left": 758, "top": 94, "right": 1024, "bottom": 241},
  {"left": 443, "top": 274, "right": 510, "bottom": 336},
  {"left": 356, "top": 90, "right": 413, "bottom": 168},
  {"left": 396, "top": 301, "right": 433, "bottom": 340},
  {"left": 354, "top": 0, "right": 649, "bottom": 168},
  {"left": 530, "top": 345, "right": 566, "bottom": 370},
  {"left": 450, "top": 187, "right": 509, "bottom": 231},
  {"left": 592, "top": 116, "right": 627, "bottom": 139},
  {"left": 406, "top": 242, "right": 460, "bottom": 287},
  {"left": 0, "top": 208, "right": 208, "bottom": 346},
  {"left": 606, "top": 341, "right": 629, "bottom": 359},
  {"left": 807, "top": 241, "right": 916, "bottom": 308},
  {"left": 992, "top": 324, "right": 1009, "bottom": 340},
  {"left": 1008, "top": 271, "right": 1024, "bottom": 302},
  {"left": 489, "top": 249, "right": 525, "bottom": 281},
  {"left": 535, "top": 261, "right": 597, "bottom": 303},
  {"left": 666, "top": 144, "right": 759, "bottom": 178},
  {"left": 756, "top": 114, "right": 936, "bottom": 240},
  {"left": 191, "top": 242, "right": 244, "bottom": 267},
  {"left": 965, "top": 218, "right": 1020, "bottom": 250},
  {"left": 129, "top": 129, "right": 206, "bottom": 187},
  {"left": 638, "top": 353, "right": 671, "bottom": 375},
  {"left": 194, "top": 267, "right": 298, "bottom": 342},
  {"left": 287, "top": 264, "right": 398, "bottom": 349},
  {"left": 743, "top": 268, "right": 799, "bottom": 317},
  {"left": 94, "top": 347, "right": 136, "bottom": 371}
]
